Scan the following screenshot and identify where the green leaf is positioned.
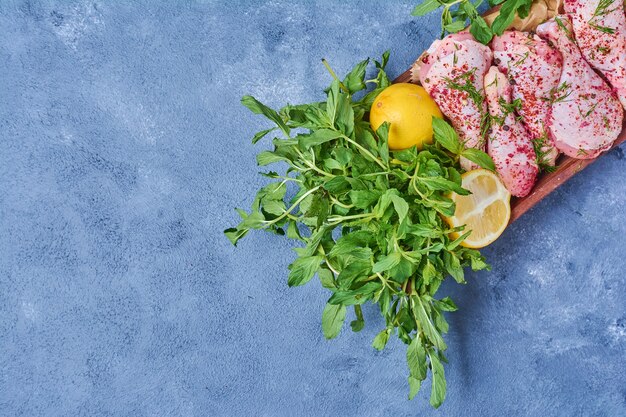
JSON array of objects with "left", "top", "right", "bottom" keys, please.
[
  {"left": 411, "top": 0, "right": 440, "bottom": 16},
  {"left": 419, "top": 177, "right": 469, "bottom": 195},
  {"left": 408, "top": 376, "right": 422, "bottom": 400},
  {"left": 241, "top": 211, "right": 265, "bottom": 229},
  {"left": 470, "top": 253, "right": 490, "bottom": 271},
  {"left": 326, "top": 80, "right": 340, "bottom": 123},
  {"left": 252, "top": 127, "right": 277, "bottom": 144},
  {"left": 335, "top": 92, "right": 355, "bottom": 137},
  {"left": 444, "top": 20, "right": 468, "bottom": 33},
  {"left": 447, "top": 231, "right": 471, "bottom": 251},
  {"left": 407, "top": 336, "right": 428, "bottom": 380},
  {"left": 461, "top": 148, "right": 496, "bottom": 171},
  {"left": 350, "top": 305, "right": 365, "bottom": 332},
  {"left": 318, "top": 268, "right": 336, "bottom": 289},
  {"left": 224, "top": 227, "right": 248, "bottom": 246},
  {"left": 422, "top": 260, "right": 438, "bottom": 285},
  {"left": 389, "top": 257, "right": 414, "bottom": 283},
  {"left": 374, "top": 189, "right": 399, "bottom": 218},
  {"left": 432, "top": 117, "right": 462, "bottom": 154},
  {"left": 288, "top": 255, "right": 323, "bottom": 287},
  {"left": 469, "top": 15, "right": 494, "bottom": 44},
  {"left": 343, "top": 59, "right": 369, "bottom": 94},
  {"left": 491, "top": 0, "right": 533, "bottom": 35},
  {"left": 412, "top": 296, "right": 446, "bottom": 350},
  {"left": 328, "top": 282, "right": 381, "bottom": 306},
  {"left": 429, "top": 351, "right": 447, "bottom": 409},
  {"left": 372, "top": 329, "right": 390, "bottom": 351},
  {"left": 444, "top": 251, "right": 465, "bottom": 284},
  {"left": 257, "top": 151, "right": 290, "bottom": 166},
  {"left": 372, "top": 252, "right": 402, "bottom": 273},
  {"left": 262, "top": 182, "right": 287, "bottom": 200},
  {"left": 436, "top": 297, "right": 458, "bottom": 312},
  {"left": 262, "top": 199, "right": 286, "bottom": 216},
  {"left": 241, "top": 96, "right": 290, "bottom": 138},
  {"left": 287, "top": 220, "right": 303, "bottom": 241},
  {"left": 323, "top": 176, "right": 351, "bottom": 194},
  {"left": 350, "top": 319, "right": 365, "bottom": 332},
  {"left": 298, "top": 129, "right": 342, "bottom": 149},
  {"left": 349, "top": 190, "right": 380, "bottom": 209},
  {"left": 376, "top": 122, "right": 390, "bottom": 165},
  {"left": 390, "top": 195, "right": 409, "bottom": 224},
  {"left": 322, "top": 303, "right": 346, "bottom": 339}
]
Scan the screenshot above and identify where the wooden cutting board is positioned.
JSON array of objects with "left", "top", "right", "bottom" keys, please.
[{"left": 393, "top": 2, "right": 626, "bottom": 223}]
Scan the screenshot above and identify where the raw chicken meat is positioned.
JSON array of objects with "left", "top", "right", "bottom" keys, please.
[
  {"left": 564, "top": 0, "right": 626, "bottom": 109},
  {"left": 419, "top": 33, "right": 493, "bottom": 170},
  {"left": 536, "top": 16, "right": 623, "bottom": 159},
  {"left": 492, "top": 31, "right": 563, "bottom": 167},
  {"left": 484, "top": 67, "right": 539, "bottom": 197}
]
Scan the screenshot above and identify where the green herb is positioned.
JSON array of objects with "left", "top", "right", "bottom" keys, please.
[
  {"left": 226, "top": 54, "right": 493, "bottom": 408},
  {"left": 443, "top": 69, "right": 492, "bottom": 142},
  {"left": 532, "top": 130, "right": 557, "bottom": 173},
  {"left": 411, "top": 0, "right": 533, "bottom": 45},
  {"left": 589, "top": 0, "right": 618, "bottom": 33},
  {"left": 550, "top": 81, "right": 572, "bottom": 104},
  {"left": 444, "top": 68, "right": 483, "bottom": 107}
]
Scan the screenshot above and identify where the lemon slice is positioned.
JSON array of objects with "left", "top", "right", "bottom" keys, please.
[{"left": 446, "top": 169, "right": 511, "bottom": 249}]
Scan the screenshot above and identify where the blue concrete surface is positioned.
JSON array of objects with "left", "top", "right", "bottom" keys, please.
[{"left": 0, "top": 1, "right": 625, "bottom": 415}]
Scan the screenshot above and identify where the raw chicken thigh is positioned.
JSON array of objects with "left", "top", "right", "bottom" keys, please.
[
  {"left": 536, "top": 16, "right": 623, "bottom": 159},
  {"left": 419, "top": 33, "right": 493, "bottom": 170},
  {"left": 484, "top": 66, "right": 539, "bottom": 197},
  {"left": 564, "top": 0, "right": 626, "bottom": 109},
  {"left": 492, "top": 31, "right": 563, "bottom": 167}
]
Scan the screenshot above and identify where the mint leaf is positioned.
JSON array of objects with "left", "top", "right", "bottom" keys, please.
[
  {"left": 252, "top": 127, "right": 277, "bottom": 144},
  {"left": 372, "top": 329, "right": 390, "bottom": 351},
  {"left": 491, "top": 0, "right": 533, "bottom": 35},
  {"left": 407, "top": 336, "right": 428, "bottom": 380},
  {"left": 256, "top": 151, "right": 290, "bottom": 166},
  {"left": 322, "top": 302, "right": 346, "bottom": 339},
  {"left": 461, "top": 148, "right": 496, "bottom": 171},
  {"left": 432, "top": 117, "right": 462, "bottom": 155},
  {"left": 429, "top": 351, "right": 447, "bottom": 409},
  {"left": 298, "top": 129, "right": 342, "bottom": 149},
  {"left": 411, "top": 0, "right": 440, "bottom": 16},
  {"left": 343, "top": 59, "right": 369, "bottom": 94},
  {"left": 224, "top": 227, "right": 248, "bottom": 246},
  {"left": 391, "top": 195, "right": 409, "bottom": 224},
  {"left": 408, "top": 376, "right": 422, "bottom": 400},
  {"left": 288, "top": 255, "right": 323, "bottom": 287},
  {"left": 241, "top": 96, "right": 290, "bottom": 138},
  {"left": 373, "top": 252, "right": 402, "bottom": 273},
  {"left": 412, "top": 296, "right": 447, "bottom": 350}
]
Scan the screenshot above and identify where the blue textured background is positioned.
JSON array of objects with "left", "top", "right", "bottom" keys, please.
[{"left": 1, "top": 1, "right": 625, "bottom": 416}]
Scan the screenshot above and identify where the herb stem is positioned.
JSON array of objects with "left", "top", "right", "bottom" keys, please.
[
  {"left": 329, "top": 195, "right": 354, "bottom": 209},
  {"left": 325, "top": 258, "right": 340, "bottom": 276},
  {"left": 262, "top": 185, "right": 322, "bottom": 227},
  {"left": 327, "top": 212, "right": 375, "bottom": 225},
  {"left": 339, "top": 133, "right": 388, "bottom": 170},
  {"left": 321, "top": 58, "right": 350, "bottom": 94},
  {"left": 295, "top": 149, "right": 336, "bottom": 178}
]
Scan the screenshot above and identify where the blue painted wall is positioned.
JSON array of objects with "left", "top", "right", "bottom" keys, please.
[{"left": 0, "top": 1, "right": 624, "bottom": 416}]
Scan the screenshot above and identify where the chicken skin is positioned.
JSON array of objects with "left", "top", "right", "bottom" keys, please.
[
  {"left": 484, "top": 66, "right": 539, "bottom": 197},
  {"left": 419, "top": 33, "right": 493, "bottom": 170},
  {"left": 536, "top": 16, "right": 623, "bottom": 159},
  {"left": 492, "top": 31, "right": 563, "bottom": 167},
  {"left": 564, "top": 0, "right": 626, "bottom": 110}
]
